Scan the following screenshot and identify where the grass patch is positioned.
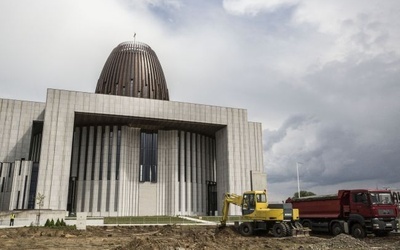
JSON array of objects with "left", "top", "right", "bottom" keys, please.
[
  {"left": 104, "top": 215, "right": 248, "bottom": 225},
  {"left": 104, "top": 216, "right": 199, "bottom": 224}
]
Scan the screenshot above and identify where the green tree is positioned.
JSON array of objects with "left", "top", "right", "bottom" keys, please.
[
  {"left": 293, "top": 190, "right": 316, "bottom": 198},
  {"left": 36, "top": 193, "right": 45, "bottom": 226}
]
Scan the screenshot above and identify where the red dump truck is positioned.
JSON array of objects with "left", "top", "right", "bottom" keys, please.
[{"left": 286, "top": 189, "right": 398, "bottom": 238}]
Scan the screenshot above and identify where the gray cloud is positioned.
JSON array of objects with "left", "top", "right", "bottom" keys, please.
[{"left": 1, "top": 0, "right": 400, "bottom": 201}]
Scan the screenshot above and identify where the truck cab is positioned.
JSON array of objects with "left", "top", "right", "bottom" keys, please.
[{"left": 341, "top": 190, "right": 398, "bottom": 237}]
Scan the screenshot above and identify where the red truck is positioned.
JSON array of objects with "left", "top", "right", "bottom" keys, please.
[{"left": 286, "top": 189, "right": 398, "bottom": 238}]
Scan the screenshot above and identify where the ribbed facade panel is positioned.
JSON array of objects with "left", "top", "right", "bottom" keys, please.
[
  {"left": 118, "top": 126, "right": 140, "bottom": 216},
  {"left": 157, "top": 130, "right": 179, "bottom": 215},
  {"left": 65, "top": 124, "right": 218, "bottom": 216},
  {"left": 0, "top": 161, "right": 33, "bottom": 211}
]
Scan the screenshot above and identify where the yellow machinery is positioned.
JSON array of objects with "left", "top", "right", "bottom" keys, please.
[{"left": 220, "top": 190, "right": 308, "bottom": 237}]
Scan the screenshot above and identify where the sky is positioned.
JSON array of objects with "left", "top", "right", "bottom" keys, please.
[{"left": 1, "top": 0, "right": 400, "bottom": 202}]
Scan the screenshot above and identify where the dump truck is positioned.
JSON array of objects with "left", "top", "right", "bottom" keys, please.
[
  {"left": 286, "top": 189, "right": 398, "bottom": 238},
  {"left": 220, "top": 190, "right": 308, "bottom": 237}
]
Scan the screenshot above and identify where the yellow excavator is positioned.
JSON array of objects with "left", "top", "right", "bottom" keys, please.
[{"left": 220, "top": 190, "right": 308, "bottom": 237}]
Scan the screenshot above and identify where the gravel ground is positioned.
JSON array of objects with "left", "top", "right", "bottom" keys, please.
[{"left": 0, "top": 225, "right": 399, "bottom": 249}]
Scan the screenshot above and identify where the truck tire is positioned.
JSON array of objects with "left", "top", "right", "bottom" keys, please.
[
  {"left": 272, "top": 223, "right": 287, "bottom": 237},
  {"left": 351, "top": 224, "right": 366, "bottom": 238},
  {"left": 239, "top": 222, "right": 253, "bottom": 236},
  {"left": 331, "top": 222, "right": 343, "bottom": 236},
  {"left": 302, "top": 220, "right": 311, "bottom": 229}
]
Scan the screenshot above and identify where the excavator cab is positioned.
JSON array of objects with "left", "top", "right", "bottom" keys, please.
[
  {"left": 242, "top": 191, "right": 267, "bottom": 215},
  {"left": 242, "top": 193, "right": 255, "bottom": 215}
]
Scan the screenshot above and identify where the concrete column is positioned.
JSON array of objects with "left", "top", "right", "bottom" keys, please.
[
  {"left": 157, "top": 131, "right": 165, "bottom": 215},
  {"left": 84, "top": 126, "right": 94, "bottom": 213},
  {"left": 201, "top": 136, "right": 206, "bottom": 214},
  {"left": 109, "top": 125, "right": 117, "bottom": 215},
  {"left": 23, "top": 161, "right": 33, "bottom": 209},
  {"left": 133, "top": 128, "right": 141, "bottom": 215},
  {"left": 191, "top": 133, "right": 197, "bottom": 215},
  {"left": 196, "top": 134, "right": 202, "bottom": 214},
  {"left": 179, "top": 131, "right": 185, "bottom": 214},
  {"left": 100, "top": 126, "right": 109, "bottom": 215},
  {"left": 76, "top": 127, "right": 87, "bottom": 212},
  {"left": 185, "top": 132, "right": 191, "bottom": 215},
  {"left": 91, "top": 126, "right": 101, "bottom": 215},
  {"left": 70, "top": 128, "right": 80, "bottom": 178}
]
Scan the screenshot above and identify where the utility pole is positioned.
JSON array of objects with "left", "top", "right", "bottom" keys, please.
[{"left": 296, "top": 162, "right": 303, "bottom": 198}]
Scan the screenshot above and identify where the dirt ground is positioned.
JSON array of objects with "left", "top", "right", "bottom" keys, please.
[{"left": 0, "top": 225, "right": 400, "bottom": 250}]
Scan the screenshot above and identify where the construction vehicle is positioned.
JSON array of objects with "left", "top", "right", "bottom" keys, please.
[
  {"left": 220, "top": 190, "right": 308, "bottom": 237},
  {"left": 286, "top": 189, "right": 399, "bottom": 238}
]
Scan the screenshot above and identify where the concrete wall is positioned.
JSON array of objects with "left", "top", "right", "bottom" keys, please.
[
  {"left": 0, "top": 210, "right": 66, "bottom": 227},
  {"left": 35, "top": 89, "right": 263, "bottom": 215},
  {"left": 0, "top": 99, "right": 45, "bottom": 162}
]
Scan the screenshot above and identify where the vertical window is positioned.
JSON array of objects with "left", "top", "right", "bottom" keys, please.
[
  {"left": 91, "top": 127, "right": 97, "bottom": 181},
  {"left": 108, "top": 130, "right": 113, "bottom": 180},
  {"left": 18, "top": 161, "right": 22, "bottom": 175},
  {"left": 139, "top": 132, "right": 157, "bottom": 182},
  {"left": 116, "top": 127, "right": 121, "bottom": 180},
  {"left": 1, "top": 177, "right": 4, "bottom": 192},
  {"left": 16, "top": 191, "right": 20, "bottom": 209},
  {"left": 99, "top": 128, "right": 105, "bottom": 180},
  {"left": 8, "top": 163, "right": 13, "bottom": 177}
]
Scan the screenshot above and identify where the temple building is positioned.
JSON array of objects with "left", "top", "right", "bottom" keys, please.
[{"left": 0, "top": 41, "right": 264, "bottom": 216}]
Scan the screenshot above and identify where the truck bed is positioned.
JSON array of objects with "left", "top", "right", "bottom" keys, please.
[{"left": 290, "top": 194, "right": 342, "bottom": 219}]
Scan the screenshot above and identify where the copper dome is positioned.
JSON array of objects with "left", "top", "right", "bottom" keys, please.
[{"left": 95, "top": 41, "right": 169, "bottom": 100}]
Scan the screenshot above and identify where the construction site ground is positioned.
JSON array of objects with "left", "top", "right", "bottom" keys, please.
[{"left": 1, "top": 225, "right": 400, "bottom": 250}]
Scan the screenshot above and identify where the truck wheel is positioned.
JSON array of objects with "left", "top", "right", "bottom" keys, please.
[
  {"left": 351, "top": 224, "right": 366, "bottom": 238},
  {"left": 272, "top": 223, "right": 287, "bottom": 237},
  {"left": 302, "top": 220, "right": 311, "bottom": 229},
  {"left": 331, "top": 223, "right": 343, "bottom": 236},
  {"left": 239, "top": 222, "right": 253, "bottom": 236}
]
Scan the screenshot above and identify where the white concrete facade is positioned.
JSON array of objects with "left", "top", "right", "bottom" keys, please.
[
  {"left": 0, "top": 88, "right": 264, "bottom": 216},
  {"left": 0, "top": 99, "right": 45, "bottom": 162}
]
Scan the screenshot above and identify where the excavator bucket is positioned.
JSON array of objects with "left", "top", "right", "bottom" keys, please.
[
  {"left": 291, "top": 228, "right": 310, "bottom": 237},
  {"left": 290, "top": 222, "right": 311, "bottom": 237}
]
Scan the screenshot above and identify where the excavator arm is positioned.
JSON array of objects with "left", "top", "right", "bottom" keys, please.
[{"left": 220, "top": 193, "right": 243, "bottom": 227}]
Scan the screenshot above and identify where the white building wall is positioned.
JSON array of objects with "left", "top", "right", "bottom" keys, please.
[
  {"left": 0, "top": 99, "right": 45, "bottom": 162},
  {"left": 34, "top": 89, "right": 263, "bottom": 216}
]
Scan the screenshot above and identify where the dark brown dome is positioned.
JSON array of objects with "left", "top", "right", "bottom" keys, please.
[{"left": 95, "top": 41, "right": 169, "bottom": 100}]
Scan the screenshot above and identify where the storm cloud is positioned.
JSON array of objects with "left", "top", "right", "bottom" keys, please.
[{"left": 1, "top": 0, "right": 399, "bottom": 201}]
